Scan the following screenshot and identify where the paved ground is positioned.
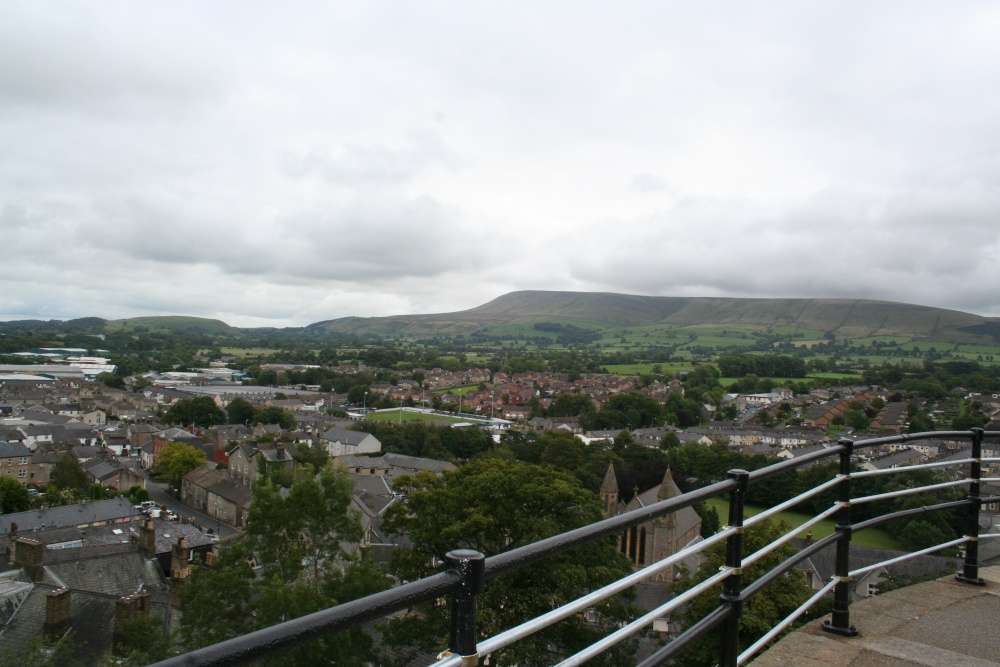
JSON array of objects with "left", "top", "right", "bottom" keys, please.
[{"left": 750, "top": 566, "right": 1000, "bottom": 666}]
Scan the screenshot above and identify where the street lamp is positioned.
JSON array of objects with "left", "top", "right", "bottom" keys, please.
[
  {"left": 399, "top": 396, "right": 403, "bottom": 424},
  {"left": 363, "top": 391, "right": 368, "bottom": 419}
]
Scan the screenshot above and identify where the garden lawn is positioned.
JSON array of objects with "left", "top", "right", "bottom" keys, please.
[{"left": 705, "top": 498, "right": 902, "bottom": 550}]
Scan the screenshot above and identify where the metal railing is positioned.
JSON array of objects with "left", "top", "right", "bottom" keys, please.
[{"left": 152, "top": 428, "right": 999, "bottom": 667}]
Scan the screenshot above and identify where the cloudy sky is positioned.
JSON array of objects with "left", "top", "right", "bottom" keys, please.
[{"left": 2, "top": 2, "right": 999, "bottom": 327}]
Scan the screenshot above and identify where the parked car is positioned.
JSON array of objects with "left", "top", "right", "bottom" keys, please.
[{"left": 165, "top": 510, "right": 179, "bottom": 521}]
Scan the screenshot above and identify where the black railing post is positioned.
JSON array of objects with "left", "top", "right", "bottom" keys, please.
[
  {"left": 444, "top": 549, "right": 486, "bottom": 665},
  {"left": 956, "top": 428, "right": 987, "bottom": 586},
  {"left": 823, "top": 438, "right": 858, "bottom": 637},
  {"left": 719, "top": 469, "right": 749, "bottom": 667}
]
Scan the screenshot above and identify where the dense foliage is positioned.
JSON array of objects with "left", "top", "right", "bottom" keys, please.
[
  {"left": 179, "top": 468, "right": 389, "bottom": 666},
  {"left": 380, "top": 458, "right": 636, "bottom": 666}
]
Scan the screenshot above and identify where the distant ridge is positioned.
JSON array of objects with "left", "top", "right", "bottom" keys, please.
[
  {"left": 104, "top": 315, "right": 239, "bottom": 336},
  {"left": 310, "top": 290, "right": 1000, "bottom": 342}
]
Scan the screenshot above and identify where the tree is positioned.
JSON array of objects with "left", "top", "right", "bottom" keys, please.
[
  {"left": 671, "top": 519, "right": 813, "bottom": 667},
  {"left": 179, "top": 468, "right": 389, "bottom": 665},
  {"left": 660, "top": 431, "right": 682, "bottom": 449},
  {"left": 0, "top": 476, "right": 31, "bottom": 513},
  {"left": 380, "top": 459, "right": 635, "bottom": 666},
  {"left": 157, "top": 442, "right": 207, "bottom": 485},
  {"left": 96, "top": 372, "right": 125, "bottom": 389},
  {"left": 255, "top": 406, "right": 296, "bottom": 429},
  {"left": 165, "top": 396, "right": 226, "bottom": 427},
  {"left": 226, "top": 397, "right": 257, "bottom": 425},
  {"left": 50, "top": 455, "right": 89, "bottom": 494},
  {"left": 124, "top": 485, "right": 150, "bottom": 504}
]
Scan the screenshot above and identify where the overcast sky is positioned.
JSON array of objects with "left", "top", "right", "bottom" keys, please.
[{"left": 2, "top": 2, "right": 999, "bottom": 327}]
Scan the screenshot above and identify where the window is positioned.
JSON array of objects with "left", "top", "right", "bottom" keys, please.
[
  {"left": 17, "top": 470, "right": 26, "bottom": 478},
  {"left": 18, "top": 457, "right": 27, "bottom": 465},
  {"left": 5, "top": 459, "right": 10, "bottom": 467}
]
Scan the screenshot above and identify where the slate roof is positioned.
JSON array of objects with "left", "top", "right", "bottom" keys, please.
[
  {"left": 866, "top": 448, "right": 924, "bottom": 470},
  {"left": 321, "top": 427, "right": 373, "bottom": 445},
  {"left": 0, "top": 441, "right": 30, "bottom": 458},
  {"left": 82, "top": 458, "right": 118, "bottom": 482},
  {"left": 0, "top": 534, "right": 173, "bottom": 663},
  {"left": 382, "top": 452, "right": 457, "bottom": 475},
  {"left": 183, "top": 467, "right": 253, "bottom": 506},
  {"left": 0, "top": 497, "right": 134, "bottom": 534},
  {"left": 794, "top": 539, "right": 957, "bottom": 582},
  {"left": 153, "top": 520, "right": 216, "bottom": 554},
  {"left": 44, "top": 551, "right": 165, "bottom": 596}
]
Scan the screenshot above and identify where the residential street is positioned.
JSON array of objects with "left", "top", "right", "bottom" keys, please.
[{"left": 145, "top": 479, "right": 241, "bottom": 539}]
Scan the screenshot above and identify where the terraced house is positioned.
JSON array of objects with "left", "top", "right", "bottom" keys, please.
[{"left": 0, "top": 441, "right": 31, "bottom": 483}]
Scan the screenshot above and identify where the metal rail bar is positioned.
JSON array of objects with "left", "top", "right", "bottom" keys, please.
[
  {"left": 150, "top": 570, "right": 462, "bottom": 667},
  {"left": 851, "top": 479, "right": 970, "bottom": 505},
  {"left": 743, "top": 504, "right": 841, "bottom": 568},
  {"left": 157, "top": 429, "right": 997, "bottom": 667},
  {"left": 484, "top": 478, "right": 736, "bottom": 580},
  {"left": 743, "top": 477, "right": 842, "bottom": 529},
  {"left": 850, "top": 538, "right": 969, "bottom": 577},
  {"left": 554, "top": 568, "right": 734, "bottom": 667},
  {"left": 739, "top": 532, "right": 840, "bottom": 602},
  {"left": 746, "top": 444, "right": 844, "bottom": 481},
  {"left": 851, "top": 458, "right": 974, "bottom": 478},
  {"left": 737, "top": 578, "right": 839, "bottom": 665},
  {"left": 434, "top": 528, "right": 738, "bottom": 667},
  {"left": 851, "top": 499, "right": 971, "bottom": 533},
  {"left": 635, "top": 605, "right": 732, "bottom": 667}
]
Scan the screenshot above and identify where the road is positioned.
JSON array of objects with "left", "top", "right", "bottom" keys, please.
[{"left": 145, "top": 479, "right": 241, "bottom": 539}]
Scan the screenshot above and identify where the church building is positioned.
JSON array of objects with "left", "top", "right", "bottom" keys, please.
[{"left": 600, "top": 464, "right": 703, "bottom": 584}]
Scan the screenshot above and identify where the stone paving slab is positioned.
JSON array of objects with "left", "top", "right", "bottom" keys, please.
[{"left": 748, "top": 567, "right": 1000, "bottom": 667}]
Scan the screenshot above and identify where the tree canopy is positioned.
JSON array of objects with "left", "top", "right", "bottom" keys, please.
[
  {"left": 380, "top": 458, "right": 635, "bottom": 666},
  {"left": 179, "top": 468, "right": 389, "bottom": 665},
  {"left": 157, "top": 442, "right": 207, "bottom": 484},
  {"left": 49, "top": 454, "right": 89, "bottom": 494},
  {"left": 0, "top": 477, "right": 32, "bottom": 514},
  {"left": 164, "top": 396, "right": 226, "bottom": 427}
]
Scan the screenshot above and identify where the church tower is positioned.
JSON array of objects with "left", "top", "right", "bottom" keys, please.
[
  {"left": 600, "top": 463, "right": 619, "bottom": 518},
  {"left": 652, "top": 467, "right": 682, "bottom": 582}
]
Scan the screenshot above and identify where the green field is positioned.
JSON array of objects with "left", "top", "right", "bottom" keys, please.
[
  {"left": 432, "top": 385, "right": 483, "bottom": 396},
  {"left": 364, "top": 410, "right": 470, "bottom": 424},
  {"left": 706, "top": 498, "right": 902, "bottom": 550},
  {"left": 218, "top": 347, "right": 281, "bottom": 359},
  {"left": 603, "top": 362, "right": 697, "bottom": 376}
]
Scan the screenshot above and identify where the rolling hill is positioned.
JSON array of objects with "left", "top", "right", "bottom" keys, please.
[
  {"left": 103, "top": 315, "right": 241, "bottom": 336},
  {"left": 308, "top": 291, "right": 1000, "bottom": 343}
]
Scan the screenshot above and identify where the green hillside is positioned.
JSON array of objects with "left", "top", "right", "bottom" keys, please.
[
  {"left": 310, "top": 291, "right": 1000, "bottom": 343},
  {"left": 105, "top": 316, "right": 240, "bottom": 336}
]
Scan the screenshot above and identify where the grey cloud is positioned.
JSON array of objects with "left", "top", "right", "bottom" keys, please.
[
  {"left": 626, "top": 174, "right": 672, "bottom": 195},
  {"left": 568, "top": 177, "right": 1000, "bottom": 316},
  {"left": 281, "top": 132, "right": 457, "bottom": 186}
]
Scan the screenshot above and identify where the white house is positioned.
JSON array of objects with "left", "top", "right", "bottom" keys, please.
[{"left": 321, "top": 427, "right": 382, "bottom": 457}]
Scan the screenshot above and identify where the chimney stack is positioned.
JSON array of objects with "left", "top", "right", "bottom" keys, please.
[
  {"left": 14, "top": 538, "right": 44, "bottom": 582},
  {"left": 170, "top": 537, "right": 190, "bottom": 578},
  {"left": 139, "top": 519, "right": 156, "bottom": 559},
  {"left": 113, "top": 590, "right": 150, "bottom": 656},
  {"left": 44, "top": 588, "right": 71, "bottom": 641}
]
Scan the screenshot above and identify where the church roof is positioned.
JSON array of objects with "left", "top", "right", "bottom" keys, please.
[{"left": 600, "top": 463, "right": 619, "bottom": 494}]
